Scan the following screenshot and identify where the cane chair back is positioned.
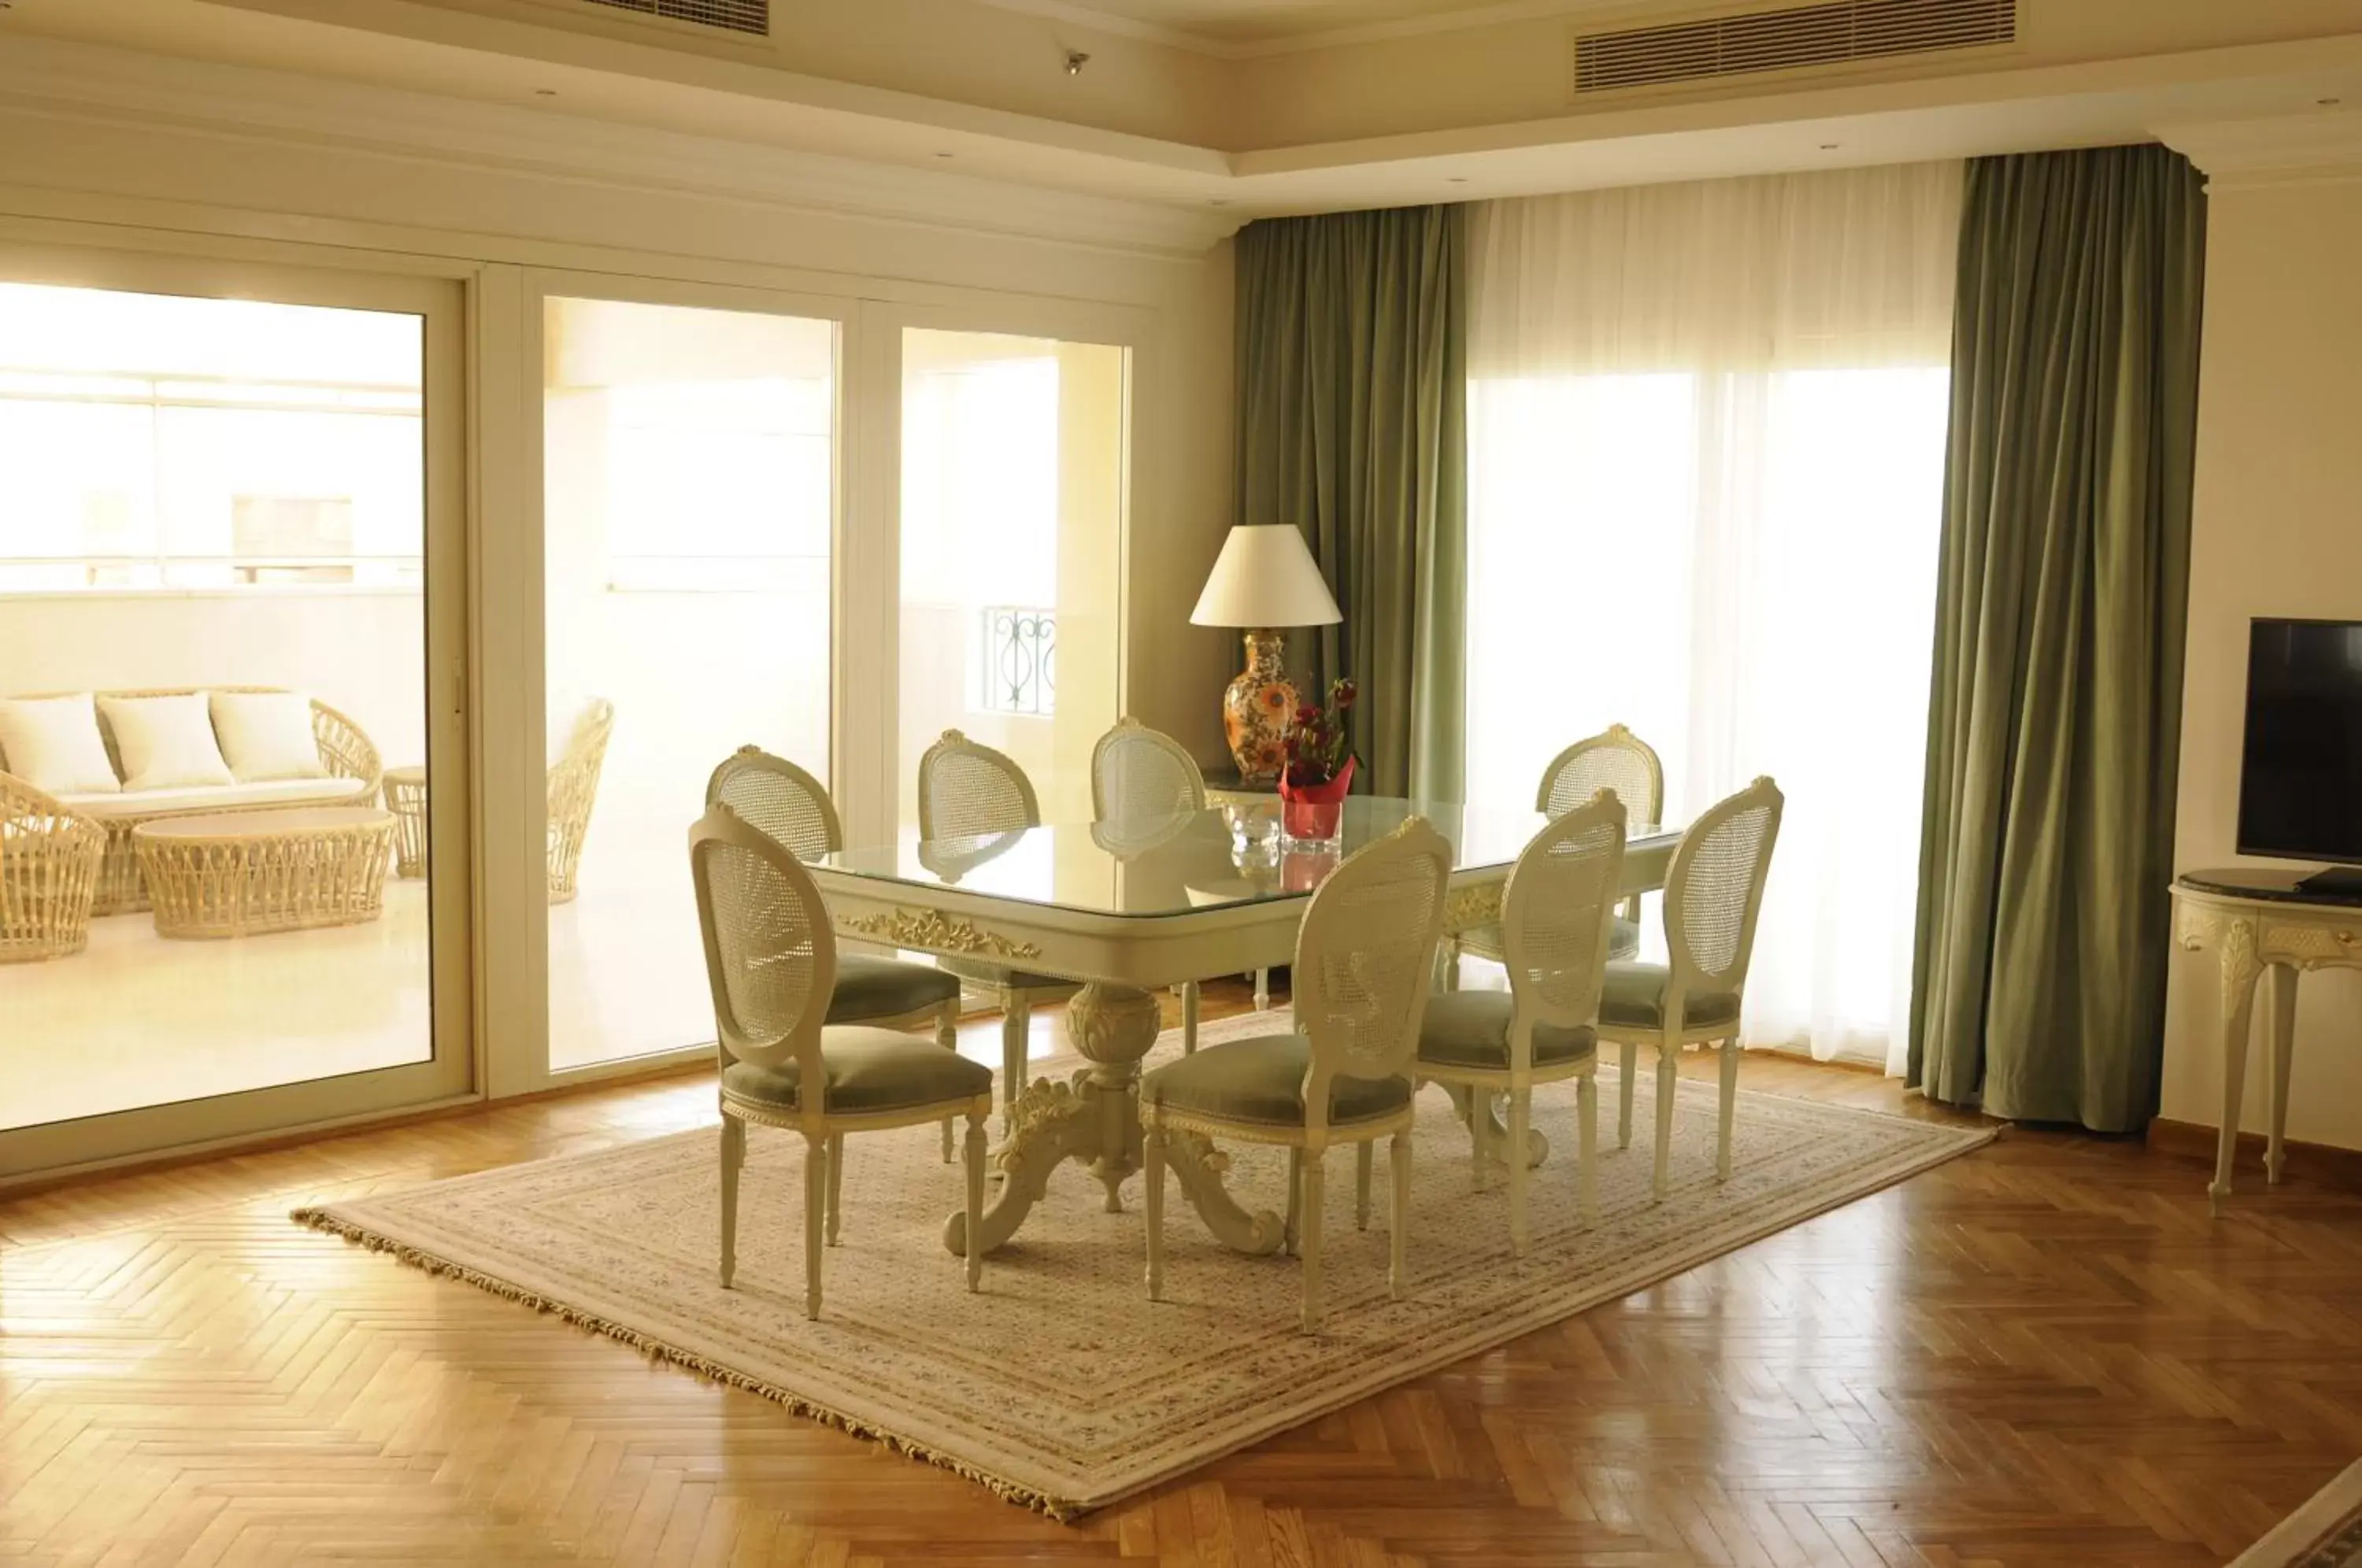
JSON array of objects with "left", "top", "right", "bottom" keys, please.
[
  {"left": 707, "top": 746, "right": 841, "bottom": 860},
  {"left": 1294, "top": 818, "right": 1452, "bottom": 1128},
  {"left": 917, "top": 730, "right": 1038, "bottom": 841},
  {"left": 1090, "top": 718, "right": 1206, "bottom": 825},
  {"left": 690, "top": 805, "right": 834, "bottom": 1096},
  {"left": 1538, "top": 724, "right": 1664, "bottom": 826},
  {"left": 1664, "top": 776, "right": 1784, "bottom": 997},
  {"left": 1501, "top": 791, "right": 1627, "bottom": 1037}
]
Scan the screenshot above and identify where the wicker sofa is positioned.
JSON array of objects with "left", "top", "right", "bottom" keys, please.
[
  {"left": 0, "top": 772, "right": 106, "bottom": 962},
  {"left": 0, "top": 686, "right": 382, "bottom": 916}
]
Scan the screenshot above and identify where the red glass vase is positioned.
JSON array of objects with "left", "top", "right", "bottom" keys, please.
[{"left": 1278, "top": 756, "right": 1355, "bottom": 843}]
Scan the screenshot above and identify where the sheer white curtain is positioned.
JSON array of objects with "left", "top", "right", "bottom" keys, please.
[{"left": 1465, "top": 162, "right": 1963, "bottom": 1071}]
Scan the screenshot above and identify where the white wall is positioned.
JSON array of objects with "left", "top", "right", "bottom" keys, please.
[{"left": 2159, "top": 168, "right": 2362, "bottom": 1150}]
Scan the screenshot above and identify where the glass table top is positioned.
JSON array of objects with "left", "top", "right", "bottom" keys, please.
[{"left": 814, "top": 797, "right": 1672, "bottom": 919}]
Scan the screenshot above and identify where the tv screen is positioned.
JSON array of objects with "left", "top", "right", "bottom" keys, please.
[{"left": 2238, "top": 618, "right": 2362, "bottom": 865}]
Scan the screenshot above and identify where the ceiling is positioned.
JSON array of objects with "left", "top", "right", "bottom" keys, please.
[{"left": 972, "top": 0, "right": 1635, "bottom": 51}]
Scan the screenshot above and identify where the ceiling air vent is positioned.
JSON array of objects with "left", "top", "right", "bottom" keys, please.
[
  {"left": 1575, "top": 0, "right": 2013, "bottom": 92},
  {"left": 580, "top": 0, "right": 768, "bottom": 36}
]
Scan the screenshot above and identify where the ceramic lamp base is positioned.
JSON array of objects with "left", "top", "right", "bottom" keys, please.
[{"left": 1221, "top": 629, "right": 1294, "bottom": 786}]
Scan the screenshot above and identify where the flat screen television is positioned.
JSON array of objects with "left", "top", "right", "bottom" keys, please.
[{"left": 2237, "top": 617, "right": 2362, "bottom": 892}]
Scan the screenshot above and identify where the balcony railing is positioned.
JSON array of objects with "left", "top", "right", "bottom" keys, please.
[{"left": 977, "top": 605, "right": 1056, "bottom": 717}]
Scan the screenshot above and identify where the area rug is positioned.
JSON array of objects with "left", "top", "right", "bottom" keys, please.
[
  {"left": 2232, "top": 1458, "right": 2362, "bottom": 1567},
  {"left": 294, "top": 1011, "right": 1994, "bottom": 1518}
]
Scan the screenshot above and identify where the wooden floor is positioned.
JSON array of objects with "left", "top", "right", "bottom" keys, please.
[{"left": 4, "top": 982, "right": 2356, "bottom": 1566}]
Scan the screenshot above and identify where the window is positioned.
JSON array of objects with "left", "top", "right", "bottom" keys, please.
[{"left": 0, "top": 283, "right": 423, "bottom": 593}]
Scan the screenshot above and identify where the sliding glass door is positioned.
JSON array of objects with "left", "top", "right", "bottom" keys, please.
[
  {"left": 539, "top": 290, "right": 840, "bottom": 1071},
  {"left": 0, "top": 247, "right": 470, "bottom": 1178}
]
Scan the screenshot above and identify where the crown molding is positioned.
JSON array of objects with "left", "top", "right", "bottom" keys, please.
[
  {"left": 0, "top": 35, "right": 1241, "bottom": 258},
  {"left": 2156, "top": 108, "right": 2362, "bottom": 189}
]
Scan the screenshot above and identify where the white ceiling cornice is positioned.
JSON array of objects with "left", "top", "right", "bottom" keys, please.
[
  {"left": 2157, "top": 107, "right": 2362, "bottom": 188},
  {"left": 0, "top": 35, "right": 1243, "bottom": 258},
  {"left": 972, "top": 0, "right": 1647, "bottom": 61}
]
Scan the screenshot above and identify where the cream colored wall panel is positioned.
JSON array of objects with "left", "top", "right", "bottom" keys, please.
[{"left": 2160, "top": 173, "right": 2362, "bottom": 1152}]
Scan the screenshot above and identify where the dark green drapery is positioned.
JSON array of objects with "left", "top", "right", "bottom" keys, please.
[
  {"left": 1908, "top": 145, "right": 2207, "bottom": 1132},
  {"left": 1231, "top": 205, "right": 1467, "bottom": 802}
]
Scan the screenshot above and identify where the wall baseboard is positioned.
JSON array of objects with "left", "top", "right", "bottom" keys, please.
[{"left": 2147, "top": 1117, "right": 2362, "bottom": 1191}]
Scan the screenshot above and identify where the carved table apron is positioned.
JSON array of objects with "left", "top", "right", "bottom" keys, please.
[
  {"left": 2172, "top": 877, "right": 2362, "bottom": 1215},
  {"left": 812, "top": 836, "right": 1676, "bottom": 1258}
]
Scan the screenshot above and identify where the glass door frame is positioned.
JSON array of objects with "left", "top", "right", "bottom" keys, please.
[
  {"left": 835, "top": 296, "right": 1142, "bottom": 852},
  {"left": 498, "top": 267, "right": 855, "bottom": 1096},
  {"left": 0, "top": 237, "right": 475, "bottom": 1181}
]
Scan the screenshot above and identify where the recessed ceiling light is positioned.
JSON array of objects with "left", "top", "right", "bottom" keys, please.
[
  {"left": 1209, "top": 198, "right": 1231, "bottom": 207},
  {"left": 535, "top": 88, "right": 557, "bottom": 97},
  {"left": 1447, "top": 176, "right": 1468, "bottom": 184},
  {"left": 935, "top": 151, "right": 954, "bottom": 159},
  {"left": 2320, "top": 97, "right": 2344, "bottom": 106},
  {"left": 1819, "top": 142, "right": 1841, "bottom": 150}
]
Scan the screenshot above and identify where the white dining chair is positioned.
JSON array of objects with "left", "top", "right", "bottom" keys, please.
[
  {"left": 690, "top": 803, "right": 994, "bottom": 1320},
  {"left": 1142, "top": 817, "right": 1451, "bottom": 1333},
  {"left": 1415, "top": 790, "right": 1624, "bottom": 1254},
  {"left": 917, "top": 730, "right": 1079, "bottom": 1131},
  {"left": 709, "top": 745, "right": 968, "bottom": 1162},
  {"left": 1088, "top": 717, "right": 1268, "bottom": 1054},
  {"left": 1597, "top": 775, "right": 1783, "bottom": 1201},
  {"left": 1444, "top": 723, "right": 1662, "bottom": 989}
]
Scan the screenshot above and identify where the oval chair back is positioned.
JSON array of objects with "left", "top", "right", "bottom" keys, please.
[
  {"left": 707, "top": 745, "right": 841, "bottom": 859},
  {"left": 1090, "top": 718, "right": 1206, "bottom": 826},
  {"left": 917, "top": 729, "right": 1039, "bottom": 841},
  {"left": 1501, "top": 790, "right": 1627, "bottom": 1043},
  {"left": 1537, "top": 723, "right": 1664, "bottom": 827},
  {"left": 689, "top": 804, "right": 834, "bottom": 1115},
  {"left": 1292, "top": 817, "right": 1453, "bottom": 1135},
  {"left": 1664, "top": 776, "right": 1784, "bottom": 1000}
]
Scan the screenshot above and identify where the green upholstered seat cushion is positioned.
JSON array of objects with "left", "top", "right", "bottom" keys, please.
[
  {"left": 1141, "top": 1034, "right": 1412, "bottom": 1129},
  {"left": 826, "top": 956, "right": 962, "bottom": 1023},
  {"left": 937, "top": 953, "right": 1072, "bottom": 992},
  {"left": 720, "top": 1026, "right": 992, "bottom": 1115},
  {"left": 1415, "top": 989, "right": 1597, "bottom": 1071},
  {"left": 1457, "top": 916, "right": 1641, "bottom": 964},
  {"left": 1597, "top": 962, "right": 1742, "bottom": 1032}
]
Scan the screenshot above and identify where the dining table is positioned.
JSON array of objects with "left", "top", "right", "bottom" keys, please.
[{"left": 809, "top": 797, "right": 1683, "bottom": 1260}]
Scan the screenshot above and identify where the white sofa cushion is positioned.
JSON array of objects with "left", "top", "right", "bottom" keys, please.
[
  {"left": 95, "top": 693, "right": 235, "bottom": 792},
  {"left": 0, "top": 693, "right": 121, "bottom": 795},
  {"left": 210, "top": 690, "right": 328, "bottom": 782},
  {"left": 61, "top": 775, "right": 369, "bottom": 819}
]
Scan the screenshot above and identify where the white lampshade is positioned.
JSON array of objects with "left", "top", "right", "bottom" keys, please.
[{"left": 1189, "top": 525, "right": 1343, "bottom": 629}]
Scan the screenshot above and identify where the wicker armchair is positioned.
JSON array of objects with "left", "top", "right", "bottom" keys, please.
[
  {"left": 1446, "top": 723, "right": 1664, "bottom": 988},
  {"left": 917, "top": 729, "right": 1080, "bottom": 1132},
  {"left": 0, "top": 773, "right": 105, "bottom": 963},
  {"left": 546, "top": 698, "right": 614, "bottom": 905},
  {"left": 2, "top": 686, "right": 383, "bottom": 916}
]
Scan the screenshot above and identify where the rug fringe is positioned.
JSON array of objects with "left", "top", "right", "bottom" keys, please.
[{"left": 288, "top": 1206, "right": 1084, "bottom": 1522}]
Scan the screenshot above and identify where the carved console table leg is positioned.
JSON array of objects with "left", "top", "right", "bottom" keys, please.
[
  {"left": 942, "top": 1074, "right": 1097, "bottom": 1257},
  {"left": 2265, "top": 961, "right": 2299, "bottom": 1186},
  {"left": 1164, "top": 1130, "right": 1286, "bottom": 1256},
  {"left": 2211, "top": 918, "right": 2263, "bottom": 1217}
]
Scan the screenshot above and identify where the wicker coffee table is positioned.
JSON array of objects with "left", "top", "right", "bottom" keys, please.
[
  {"left": 131, "top": 807, "right": 397, "bottom": 940},
  {"left": 383, "top": 765, "right": 428, "bottom": 878}
]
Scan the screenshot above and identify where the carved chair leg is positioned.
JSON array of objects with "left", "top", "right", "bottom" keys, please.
[
  {"left": 1182, "top": 980, "right": 1201, "bottom": 1055},
  {"left": 1470, "top": 1086, "right": 1490, "bottom": 1193},
  {"left": 1354, "top": 1141, "right": 1373, "bottom": 1230},
  {"left": 964, "top": 1111, "right": 986, "bottom": 1292},
  {"left": 1001, "top": 992, "right": 1031, "bottom": 1137},
  {"left": 825, "top": 1133, "right": 845, "bottom": 1246},
  {"left": 1653, "top": 1038, "right": 1679, "bottom": 1203},
  {"left": 1298, "top": 1149, "right": 1326, "bottom": 1334},
  {"left": 1716, "top": 1037, "right": 1740, "bottom": 1183},
  {"left": 718, "top": 1115, "right": 744, "bottom": 1289},
  {"left": 1577, "top": 1071, "right": 1599, "bottom": 1226},
  {"left": 1508, "top": 1087, "right": 1531, "bottom": 1256},
  {"left": 802, "top": 1132, "right": 827, "bottom": 1321},
  {"left": 939, "top": 1001, "right": 960, "bottom": 1163},
  {"left": 1143, "top": 1119, "right": 1167, "bottom": 1300},
  {"left": 1253, "top": 967, "right": 1271, "bottom": 1011},
  {"left": 1387, "top": 1130, "right": 1409, "bottom": 1299},
  {"left": 1283, "top": 1147, "right": 1304, "bottom": 1257},
  {"left": 1619, "top": 1039, "right": 1638, "bottom": 1149}
]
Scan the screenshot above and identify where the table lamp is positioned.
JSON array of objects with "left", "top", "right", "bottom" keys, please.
[{"left": 1189, "top": 524, "right": 1343, "bottom": 786}]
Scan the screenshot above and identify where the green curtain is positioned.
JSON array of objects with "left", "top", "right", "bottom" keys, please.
[
  {"left": 1908, "top": 145, "right": 2207, "bottom": 1132},
  {"left": 1232, "top": 205, "right": 1468, "bottom": 803}
]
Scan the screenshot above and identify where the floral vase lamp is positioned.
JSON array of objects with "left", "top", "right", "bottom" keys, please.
[{"left": 1188, "top": 524, "right": 1344, "bottom": 787}]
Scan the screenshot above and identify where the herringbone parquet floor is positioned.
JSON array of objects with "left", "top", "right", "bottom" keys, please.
[{"left": 5, "top": 986, "right": 2357, "bottom": 1566}]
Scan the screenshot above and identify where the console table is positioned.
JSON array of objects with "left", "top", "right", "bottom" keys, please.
[{"left": 2172, "top": 868, "right": 2362, "bottom": 1214}]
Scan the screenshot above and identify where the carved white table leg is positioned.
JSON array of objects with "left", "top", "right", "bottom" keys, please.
[
  {"left": 944, "top": 982, "right": 1285, "bottom": 1259},
  {"left": 1436, "top": 1082, "right": 1549, "bottom": 1172},
  {"left": 2265, "top": 961, "right": 2299, "bottom": 1186},
  {"left": 2211, "top": 918, "right": 2262, "bottom": 1217}
]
